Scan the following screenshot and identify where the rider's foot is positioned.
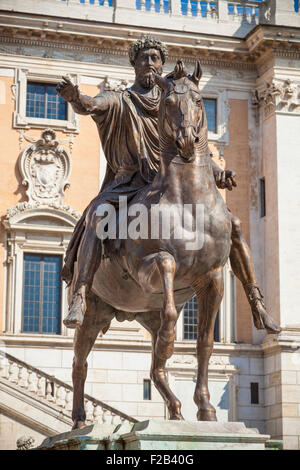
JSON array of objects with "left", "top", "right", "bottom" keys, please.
[
  {"left": 63, "top": 290, "right": 86, "bottom": 329},
  {"left": 246, "top": 284, "right": 281, "bottom": 334}
]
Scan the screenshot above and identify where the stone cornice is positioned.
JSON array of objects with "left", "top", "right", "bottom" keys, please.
[
  {"left": 0, "top": 34, "right": 258, "bottom": 72},
  {"left": 262, "top": 328, "right": 300, "bottom": 355},
  {"left": 1, "top": 11, "right": 300, "bottom": 70},
  {"left": 0, "top": 12, "right": 257, "bottom": 71},
  {"left": 246, "top": 24, "right": 300, "bottom": 63},
  {"left": 0, "top": 333, "right": 262, "bottom": 356}
]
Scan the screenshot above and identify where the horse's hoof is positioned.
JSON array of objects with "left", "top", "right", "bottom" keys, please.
[
  {"left": 72, "top": 420, "right": 86, "bottom": 430},
  {"left": 197, "top": 409, "right": 217, "bottom": 421},
  {"left": 169, "top": 413, "right": 184, "bottom": 420}
]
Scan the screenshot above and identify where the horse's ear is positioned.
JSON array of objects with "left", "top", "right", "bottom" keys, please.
[
  {"left": 191, "top": 61, "right": 202, "bottom": 86},
  {"left": 173, "top": 59, "right": 188, "bottom": 79},
  {"left": 154, "top": 73, "right": 169, "bottom": 91}
]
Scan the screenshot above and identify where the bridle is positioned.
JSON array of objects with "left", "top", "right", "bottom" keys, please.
[{"left": 161, "top": 80, "right": 202, "bottom": 139}]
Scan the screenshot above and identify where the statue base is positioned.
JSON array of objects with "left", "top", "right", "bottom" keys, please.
[{"left": 37, "top": 420, "right": 276, "bottom": 451}]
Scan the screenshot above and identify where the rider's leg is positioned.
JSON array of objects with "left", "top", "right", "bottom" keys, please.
[
  {"left": 229, "top": 214, "right": 281, "bottom": 334},
  {"left": 61, "top": 211, "right": 86, "bottom": 285},
  {"left": 63, "top": 203, "right": 102, "bottom": 328}
]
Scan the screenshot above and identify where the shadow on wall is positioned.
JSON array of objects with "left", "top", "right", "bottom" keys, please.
[{"left": 217, "top": 381, "right": 229, "bottom": 410}]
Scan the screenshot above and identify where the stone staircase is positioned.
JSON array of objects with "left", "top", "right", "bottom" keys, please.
[{"left": 0, "top": 349, "right": 138, "bottom": 445}]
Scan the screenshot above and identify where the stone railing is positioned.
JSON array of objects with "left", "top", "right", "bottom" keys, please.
[
  {"left": 226, "top": 1, "right": 261, "bottom": 19},
  {"left": 61, "top": 0, "right": 262, "bottom": 19},
  {"left": 136, "top": 0, "right": 261, "bottom": 19},
  {"left": 1, "top": 0, "right": 266, "bottom": 37},
  {"left": 1, "top": 0, "right": 299, "bottom": 36},
  {"left": 0, "top": 349, "right": 138, "bottom": 425}
]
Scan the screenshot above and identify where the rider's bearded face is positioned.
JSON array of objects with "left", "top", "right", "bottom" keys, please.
[{"left": 134, "top": 48, "right": 163, "bottom": 89}]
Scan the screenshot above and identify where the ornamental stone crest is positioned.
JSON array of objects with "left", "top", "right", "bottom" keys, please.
[{"left": 19, "top": 128, "right": 71, "bottom": 205}]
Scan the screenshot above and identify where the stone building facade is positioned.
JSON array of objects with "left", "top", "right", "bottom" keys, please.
[{"left": 0, "top": 0, "right": 299, "bottom": 450}]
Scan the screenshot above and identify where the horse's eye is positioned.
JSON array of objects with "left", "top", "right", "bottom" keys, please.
[{"left": 195, "top": 99, "right": 202, "bottom": 107}]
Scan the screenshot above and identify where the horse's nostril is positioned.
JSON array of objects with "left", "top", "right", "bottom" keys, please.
[{"left": 195, "top": 137, "right": 199, "bottom": 143}]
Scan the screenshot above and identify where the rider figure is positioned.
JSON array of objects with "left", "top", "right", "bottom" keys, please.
[{"left": 56, "top": 36, "right": 281, "bottom": 334}]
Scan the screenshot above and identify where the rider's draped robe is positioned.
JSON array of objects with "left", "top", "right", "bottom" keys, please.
[{"left": 62, "top": 86, "right": 162, "bottom": 282}]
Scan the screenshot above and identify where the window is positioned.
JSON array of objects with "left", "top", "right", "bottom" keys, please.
[
  {"left": 203, "top": 98, "right": 217, "bottom": 134},
  {"left": 13, "top": 68, "right": 79, "bottom": 132},
  {"left": 26, "top": 83, "right": 67, "bottom": 121},
  {"left": 183, "top": 296, "right": 220, "bottom": 341},
  {"left": 22, "top": 254, "right": 62, "bottom": 334},
  {"left": 260, "top": 177, "right": 266, "bottom": 217},
  {"left": 250, "top": 382, "right": 259, "bottom": 404},
  {"left": 143, "top": 379, "right": 151, "bottom": 400},
  {"left": 178, "top": 264, "right": 236, "bottom": 343},
  {"left": 183, "top": 296, "right": 198, "bottom": 340}
]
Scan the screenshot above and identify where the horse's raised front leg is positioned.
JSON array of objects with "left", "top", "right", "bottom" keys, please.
[
  {"left": 155, "top": 252, "right": 177, "bottom": 360},
  {"left": 193, "top": 267, "right": 224, "bottom": 421},
  {"left": 72, "top": 292, "right": 114, "bottom": 429},
  {"left": 136, "top": 311, "right": 184, "bottom": 420}
]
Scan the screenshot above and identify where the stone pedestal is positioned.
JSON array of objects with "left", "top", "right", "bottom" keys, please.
[
  {"left": 122, "top": 420, "right": 270, "bottom": 450},
  {"left": 38, "top": 423, "right": 119, "bottom": 450},
  {"left": 37, "top": 420, "right": 272, "bottom": 451}
]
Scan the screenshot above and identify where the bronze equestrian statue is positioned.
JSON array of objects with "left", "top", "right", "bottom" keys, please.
[{"left": 56, "top": 38, "right": 281, "bottom": 429}]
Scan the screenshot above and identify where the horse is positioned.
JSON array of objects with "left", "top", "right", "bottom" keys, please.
[{"left": 69, "top": 60, "right": 232, "bottom": 429}]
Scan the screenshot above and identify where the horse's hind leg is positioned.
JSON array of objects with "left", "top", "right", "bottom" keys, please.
[
  {"left": 193, "top": 267, "right": 224, "bottom": 421},
  {"left": 72, "top": 292, "right": 114, "bottom": 429},
  {"left": 136, "top": 311, "right": 184, "bottom": 420}
]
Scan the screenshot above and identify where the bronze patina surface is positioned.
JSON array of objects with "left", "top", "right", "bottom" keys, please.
[{"left": 56, "top": 38, "right": 281, "bottom": 429}]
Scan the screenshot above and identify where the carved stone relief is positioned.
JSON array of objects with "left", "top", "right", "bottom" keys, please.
[
  {"left": 19, "top": 128, "right": 71, "bottom": 205},
  {"left": 98, "top": 76, "right": 129, "bottom": 93},
  {"left": 253, "top": 79, "right": 300, "bottom": 117}
]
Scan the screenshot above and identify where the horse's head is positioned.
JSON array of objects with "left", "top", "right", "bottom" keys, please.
[{"left": 154, "top": 60, "right": 204, "bottom": 162}]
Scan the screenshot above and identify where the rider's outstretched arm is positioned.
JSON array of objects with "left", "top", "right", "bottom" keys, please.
[
  {"left": 70, "top": 92, "right": 109, "bottom": 115},
  {"left": 56, "top": 76, "right": 110, "bottom": 115}
]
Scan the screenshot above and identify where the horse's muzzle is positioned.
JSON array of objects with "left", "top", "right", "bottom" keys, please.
[{"left": 175, "top": 130, "right": 198, "bottom": 161}]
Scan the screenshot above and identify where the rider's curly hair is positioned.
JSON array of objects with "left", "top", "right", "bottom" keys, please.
[{"left": 128, "top": 36, "right": 168, "bottom": 66}]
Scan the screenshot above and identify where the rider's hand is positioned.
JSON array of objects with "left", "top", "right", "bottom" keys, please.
[
  {"left": 56, "top": 76, "right": 80, "bottom": 103},
  {"left": 214, "top": 169, "right": 237, "bottom": 191}
]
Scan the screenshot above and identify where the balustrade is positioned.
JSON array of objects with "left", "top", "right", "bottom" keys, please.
[
  {"left": 137, "top": 0, "right": 170, "bottom": 14},
  {"left": 227, "top": 1, "right": 260, "bottom": 20},
  {"left": 4, "top": 0, "right": 298, "bottom": 31},
  {"left": 62, "top": 0, "right": 113, "bottom": 6},
  {"left": 181, "top": 1, "right": 218, "bottom": 18},
  {"left": 0, "top": 349, "right": 137, "bottom": 425},
  {"left": 61, "top": 0, "right": 261, "bottom": 22}
]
